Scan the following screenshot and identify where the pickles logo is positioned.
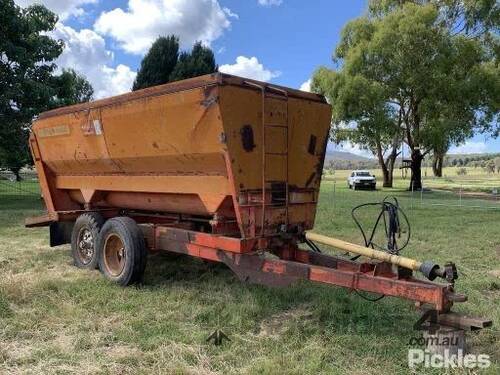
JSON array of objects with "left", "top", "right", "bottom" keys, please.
[{"left": 408, "top": 349, "right": 490, "bottom": 369}]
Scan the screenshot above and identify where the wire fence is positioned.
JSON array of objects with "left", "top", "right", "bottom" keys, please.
[
  {"left": 325, "top": 179, "right": 500, "bottom": 212},
  {"left": 0, "top": 171, "right": 40, "bottom": 199},
  {"left": 2, "top": 171, "right": 500, "bottom": 213},
  {"left": 417, "top": 184, "right": 500, "bottom": 210}
]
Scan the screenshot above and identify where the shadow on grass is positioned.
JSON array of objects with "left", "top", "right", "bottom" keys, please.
[{"left": 136, "top": 251, "right": 416, "bottom": 340}]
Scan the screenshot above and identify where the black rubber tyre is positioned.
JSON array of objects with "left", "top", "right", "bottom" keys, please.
[
  {"left": 71, "top": 212, "right": 105, "bottom": 269},
  {"left": 97, "top": 217, "right": 147, "bottom": 286}
]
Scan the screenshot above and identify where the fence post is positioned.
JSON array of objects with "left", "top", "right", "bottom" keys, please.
[
  {"left": 420, "top": 181, "right": 424, "bottom": 205},
  {"left": 411, "top": 183, "right": 414, "bottom": 210},
  {"left": 332, "top": 180, "right": 336, "bottom": 211}
]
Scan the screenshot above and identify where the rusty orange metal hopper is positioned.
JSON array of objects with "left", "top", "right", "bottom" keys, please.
[
  {"left": 27, "top": 74, "right": 487, "bottom": 326},
  {"left": 29, "top": 73, "right": 332, "bottom": 240}
]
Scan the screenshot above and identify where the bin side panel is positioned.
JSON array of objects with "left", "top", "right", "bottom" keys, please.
[{"left": 32, "top": 85, "right": 233, "bottom": 217}]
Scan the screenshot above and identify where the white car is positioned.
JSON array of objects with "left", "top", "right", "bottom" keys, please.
[{"left": 347, "top": 170, "right": 376, "bottom": 190}]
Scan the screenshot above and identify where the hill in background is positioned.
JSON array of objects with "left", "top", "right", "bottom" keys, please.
[
  {"left": 324, "top": 150, "right": 500, "bottom": 171},
  {"left": 325, "top": 150, "right": 372, "bottom": 162},
  {"left": 324, "top": 150, "right": 378, "bottom": 170}
]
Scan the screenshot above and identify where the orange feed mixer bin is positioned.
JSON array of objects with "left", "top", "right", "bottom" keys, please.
[
  {"left": 28, "top": 73, "right": 331, "bottom": 239},
  {"left": 25, "top": 74, "right": 489, "bottom": 334}
]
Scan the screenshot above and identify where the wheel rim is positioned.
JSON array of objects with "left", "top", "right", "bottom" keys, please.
[
  {"left": 103, "top": 233, "right": 126, "bottom": 277},
  {"left": 77, "top": 227, "right": 94, "bottom": 265}
]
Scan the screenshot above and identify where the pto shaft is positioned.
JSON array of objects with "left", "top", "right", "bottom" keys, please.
[{"left": 305, "top": 232, "right": 451, "bottom": 281}]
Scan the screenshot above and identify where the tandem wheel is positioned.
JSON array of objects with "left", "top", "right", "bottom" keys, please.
[
  {"left": 71, "top": 212, "right": 105, "bottom": 269},
  {"left": 97, "top": 217, "right": 147, "bottom": 286}
]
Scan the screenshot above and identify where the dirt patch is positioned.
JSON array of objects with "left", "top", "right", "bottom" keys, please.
[
  {"left": 455, "top": 191, "right": 500, "bottom": 201},
  {"left": 482, "top": 280, "right": 500, "bottom": 300},
  {"left": 54, "top": 332, "right": 75, "bottom": 353},
  {"left": 488, "top": 270, "right": 500, "bottom": 278},
  {"left": 0, "top": 339, "right": 33, "bottom": 363},
  {"left": 257, "top": 306, "right": 313, "bottom": 338},
  {"left": 154, "top": 341, "right": 218, "bottom": 375},
  {"left": 105, "top": 344, "right": 141, "bottom": 360}
]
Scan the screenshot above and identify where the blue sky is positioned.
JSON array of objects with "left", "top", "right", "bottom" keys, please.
[
  {"left": 54, "top": 0, "right": 367, "bottom": 89},
  {"left": 14, "top": 0, "right": 500, "bottom": 155}
]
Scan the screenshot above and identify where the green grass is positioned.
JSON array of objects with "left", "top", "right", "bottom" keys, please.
[
  {"left": 328, "top": 166, "right": 500, "bottom": 193},
  {"left": 0, "top": 185, "right": 499, "bottom": 374},
  {"left": 0, "top": 179, "right": 40, "bottom": 197}
]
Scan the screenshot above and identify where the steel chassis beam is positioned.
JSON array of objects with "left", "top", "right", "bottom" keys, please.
[{"left": 140, "top": 225, "right": 464, "bottom": 312}]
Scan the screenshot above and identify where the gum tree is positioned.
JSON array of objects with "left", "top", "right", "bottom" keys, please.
[
  {"left": 313, "top": 66, "right": 402, "bottom": 187},
  {"left": 314, "top": 1, "right": 499, "bottom": 190}
]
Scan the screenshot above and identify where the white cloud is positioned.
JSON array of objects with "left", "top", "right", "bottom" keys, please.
[
  {"left": 449, "top": 141, "right": 488, "bottom": 154},
  {"left": 258, "top": 0, "right": 283, "bottom": 6},
  {"left": 15, "top": 0, "right": 98, "bottom": 20},
  {"left": 219, "top": 56, "right": 280, "bottom": 82},
  {"left": 299, "top": 79, "right": 311, "bottom": 92},
  {"left": 223, "top": 7, "right": 239, "bottom": 19},
  {"left": 98, "top": 64, "right": 137, "bottom": 99},
  {"left": 94, "top": 0, "right": 235, "bottom": 55},
  {"left": 50, "top": 23, "right": 136, "bottom": 99}
]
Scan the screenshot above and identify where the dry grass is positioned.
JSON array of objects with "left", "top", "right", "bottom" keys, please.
[{"left": 0, "top": 187, "right": 499, "bottom": 374}]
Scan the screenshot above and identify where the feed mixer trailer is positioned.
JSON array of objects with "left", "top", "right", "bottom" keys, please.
[{"left": 26, "top": 73, "right": 489, "bottom": 332}]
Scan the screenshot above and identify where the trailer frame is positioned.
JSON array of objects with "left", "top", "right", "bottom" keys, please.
[{"left": 27, "top": 209, "right": 466, "bottom": 314}]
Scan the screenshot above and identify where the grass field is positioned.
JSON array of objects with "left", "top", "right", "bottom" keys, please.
[
  {"left": 328, "top": 166, "right": 500, "bottom": 193},
  {"left": 0, "top": 183, "right": 499, "bottom": 374}
]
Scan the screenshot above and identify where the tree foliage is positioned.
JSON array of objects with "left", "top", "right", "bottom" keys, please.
[
  {"left": 313, "top": 0, "right": 499, "bottom": 190},
  {"left": 132, "top": 36, "right": 180, "bottom": 91},
  {"left": 169, "top": 42, "right": 217, "bottom": 82},
  {"left": 133, "top": 37, "right": 217, "bottom": 91},
  {"left": 369, "top": 0, "right": 499, "bottom": 36},
  {"left": 0, "top": 1, "right": 63, "bottom": 125},
  {"left": 0, "top": 0, "right": 94, "bottom": 178},
  {"left": 50, "top": 69, "right": 94, "bottom": 108},
  {"left": 313, "top": 65, "right": 401, "bottom": 187}
]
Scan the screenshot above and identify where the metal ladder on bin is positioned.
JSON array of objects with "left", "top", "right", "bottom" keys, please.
[{"left": 245, "top": 81, "right": 290, "bottom": 237}]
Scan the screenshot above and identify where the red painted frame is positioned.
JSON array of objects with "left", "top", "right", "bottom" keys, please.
[{"left": 139, "top": 224, "right": 462, "bottom": 312}]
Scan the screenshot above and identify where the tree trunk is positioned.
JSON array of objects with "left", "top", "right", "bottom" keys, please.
[
  {"left": 382, "top": 164, "right": 392, "bottom": 187},
  {"left": 386, "top": 153, "right": 397, "bottom": 187},
  {"left": 11, "top": 167, "right": 22, "bottom": 182},
  {"left": 385, "top": 134, "right": 400, "bottom": 188},
  {"left": 409, "top": 149, "right": 423, "bottom": 191},
  {"left": 375, "top": 140, "right": 391, "bottom": 187},
  {"left": 432, "top": 152, "right": 444, "bottom": 177}
]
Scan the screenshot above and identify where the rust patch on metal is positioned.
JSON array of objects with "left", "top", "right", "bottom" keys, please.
[
  {"left": 201, "top": 85, "right": 219, "bottom": 108},
  {"left": 201, "top": 95, "right": 218, "bottom": 108}
]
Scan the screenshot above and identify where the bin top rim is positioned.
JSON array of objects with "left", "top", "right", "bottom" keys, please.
[{"left": 36, "top": 73, "right": 328, "bottom": 121}]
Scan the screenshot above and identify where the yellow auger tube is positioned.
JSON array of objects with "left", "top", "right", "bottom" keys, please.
[{"left": 305, "top": 232, "right": 422, "bottom": 271}]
